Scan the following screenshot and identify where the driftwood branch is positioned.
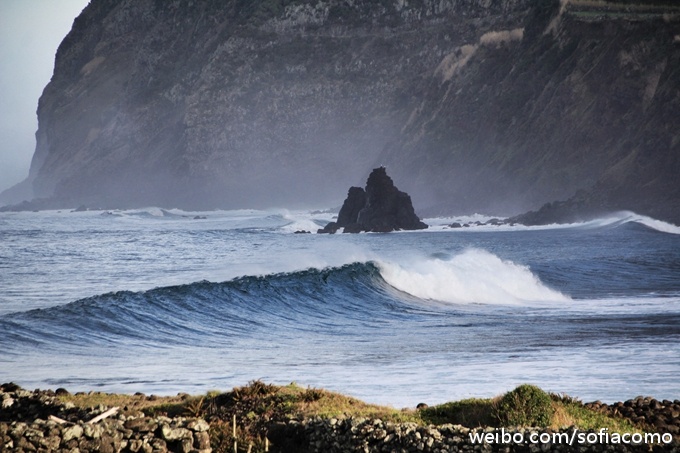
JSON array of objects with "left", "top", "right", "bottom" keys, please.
[
  {"left": 233, "top": 414, "right": 237, "bottom": 453},
  {"left": 48, "top": 415, "right": 69, "bottom": 424},
  {"left": 87, "top": 407, "right": 119, "bottom": 424}
]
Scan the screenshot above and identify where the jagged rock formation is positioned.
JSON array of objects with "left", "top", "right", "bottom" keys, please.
[
  {"left": 318, "top": 167, "right": 427, "bottom": 233},
  {"left": 1, "top": 0, "right": 679, "bottom": 224},
  {"left": 336, "top": 186, "right": 367, "bottom": 231}
]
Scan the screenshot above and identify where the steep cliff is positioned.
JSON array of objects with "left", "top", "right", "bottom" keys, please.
[
  {"left": 2, "top": 0, "right": 679, "bottom": 223},
  {"left": 382, "top": 0, "right": 680, "bottom": 223},
  {"left": 7, "top": 0, "right": 530, "bottom": 210}
]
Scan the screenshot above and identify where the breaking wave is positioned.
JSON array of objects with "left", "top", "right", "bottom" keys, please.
[
  {"left": 377, "top": 249, "right": 569, "bottom": 305},
  {"left": 0, "top": 250, "right": 568, "bottom": 349}
]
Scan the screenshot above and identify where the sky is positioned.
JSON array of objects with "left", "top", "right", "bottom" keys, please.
[{"left": 0, "top": 0, "right": 90, "bottom": 194}]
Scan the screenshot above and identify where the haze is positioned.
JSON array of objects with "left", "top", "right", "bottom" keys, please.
[{"left": 0, "top": 0, "right": 89, "bottom": 193}]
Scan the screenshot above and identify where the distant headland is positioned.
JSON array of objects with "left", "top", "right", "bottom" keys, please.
[{"left": 0, "top": 0, "right": 679, "bottom": 225}]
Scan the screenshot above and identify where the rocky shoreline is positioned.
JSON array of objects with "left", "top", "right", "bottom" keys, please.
[
  {"left": 2, "top": 383, "right": 679, "bottom": 453},
  {"left": 274, "top": 417, "right": 679, "bottom": 453},
  {"left": 586, "top": 397, "right": 680, "bottom": 438},
  {"left": 0, "top": 384, "right": 210, "bottom": 453}
]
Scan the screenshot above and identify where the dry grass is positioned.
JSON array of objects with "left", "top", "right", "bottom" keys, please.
[
  {"left": 56, "top": 382, "right": 646, "bottom": 452},
  {"left": 550, "top": 401, "right": 639, "bottom": 432},
  {"left": 57, "top": 391, "right": 189, "bottom": 413},
  {"left": 217, "top": 382, "right": 419, "bottom": 423}
]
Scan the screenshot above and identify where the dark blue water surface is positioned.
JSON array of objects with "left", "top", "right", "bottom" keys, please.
[{"left": 0, "top": 209, "right": 678, "bottom": 406}]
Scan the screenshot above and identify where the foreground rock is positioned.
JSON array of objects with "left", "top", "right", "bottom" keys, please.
[
  {"left": 2, "top": 383, "right": 679, "bottom": 453},
  {"left": 318, "top": 167, "right": 428, "bottom": 233},
  {"left": 272, "top": 416, "right": 679, "bottom": 453},
  {"left": 0, "top": 383, "right": 211, "bottom": 453},
  {"left": 587, "top": 397, "right": 680, "bottom": 439}
]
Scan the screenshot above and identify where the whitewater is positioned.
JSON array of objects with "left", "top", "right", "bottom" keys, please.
[{"left": 0, "top": 208, "right": 679, "bottom": 407}]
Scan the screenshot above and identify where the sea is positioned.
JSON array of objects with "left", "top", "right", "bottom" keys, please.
[{"left": 0, "top": 208, "right": 679, "bottom": 408}]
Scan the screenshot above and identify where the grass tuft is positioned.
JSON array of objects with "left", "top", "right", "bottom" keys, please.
[
  {"left": 56, "top": 382, "right": 650, "bottom": 451},
  {"left": 420, "top": 398, "right": 496, "bottom": 426}
]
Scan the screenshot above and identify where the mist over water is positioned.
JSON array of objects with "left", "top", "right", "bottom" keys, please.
[
  {"left": 0, "top": 208, "right": 679, "bottom": 406},
  {"left": 0, "top": 0, "right": 90, "bottom": 194}
]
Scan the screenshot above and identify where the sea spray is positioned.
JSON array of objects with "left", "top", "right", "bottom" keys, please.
[
  {"left": 608, "top": 212, "right": 680, "bottom": 235},
  {"left": 376, "top": 249, "right": 570, "bottom": 305}
]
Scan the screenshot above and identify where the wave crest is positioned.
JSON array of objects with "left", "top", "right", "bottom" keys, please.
[
  {"left": 600, "top": 211, "right": 680, "bottom": 235},
  {"left": 377, "top": 249, "right": 570, "bottom": 305}
]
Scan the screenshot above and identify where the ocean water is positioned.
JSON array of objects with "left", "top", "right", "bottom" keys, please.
[{"left": 0, "top": 208, "right": 679, "bottom": 408}]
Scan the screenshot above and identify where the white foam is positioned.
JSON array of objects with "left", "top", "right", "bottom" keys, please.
[
  {"left": 540, "top": 211, "right": 680, "bottom": 235},
  {"left": 424, "top": 213, "right": 500, "bottom": 227},
  {"left": 614, "top": 211, "right": 680, "bottom": 235},
  {"left": 377, "top": 249, "right": 570, "bottom": 305},
  {"left": 544, "top": 295, "right": 680, "bottom": 316},
  {"left": 271, "top": 209, "right": 335, "bottom": 234},
  {"left": 423, "top": 210, "right": 680, "bottom": 235}
]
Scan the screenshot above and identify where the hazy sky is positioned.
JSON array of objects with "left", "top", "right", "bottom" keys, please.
[{"left": 0, "top": 0, "right": 90, "bottom": 194}]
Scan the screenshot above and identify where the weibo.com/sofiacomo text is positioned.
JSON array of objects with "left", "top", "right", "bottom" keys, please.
[{"left": 469, "top": 428, "right": 674, "bottom": 446}]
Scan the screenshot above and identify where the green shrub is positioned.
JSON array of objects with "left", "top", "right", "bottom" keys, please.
[
  {"left": 494, "top": 384, "right": 554, "bottom": 427},
  {"left": 420, "top": 398, "right": 495, "bottom": 427}
]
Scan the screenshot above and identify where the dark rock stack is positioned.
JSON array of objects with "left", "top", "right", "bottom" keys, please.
[
  {"left": 318, "top": 167, "right": 427, "bottom": 233},
  {"left": 337, "top": 187, "right": 367, "bottom": 231}
]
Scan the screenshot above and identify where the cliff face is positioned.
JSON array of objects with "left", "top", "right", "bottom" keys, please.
[
  {"left": 16, "top": 0, "right": 530, "bottom": 210},
  {"left": 382, "top": 1, "right": 680, "bottom": 222},
  {"left": 3, "top": 0, "right": 680, "bottom": 223}
]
